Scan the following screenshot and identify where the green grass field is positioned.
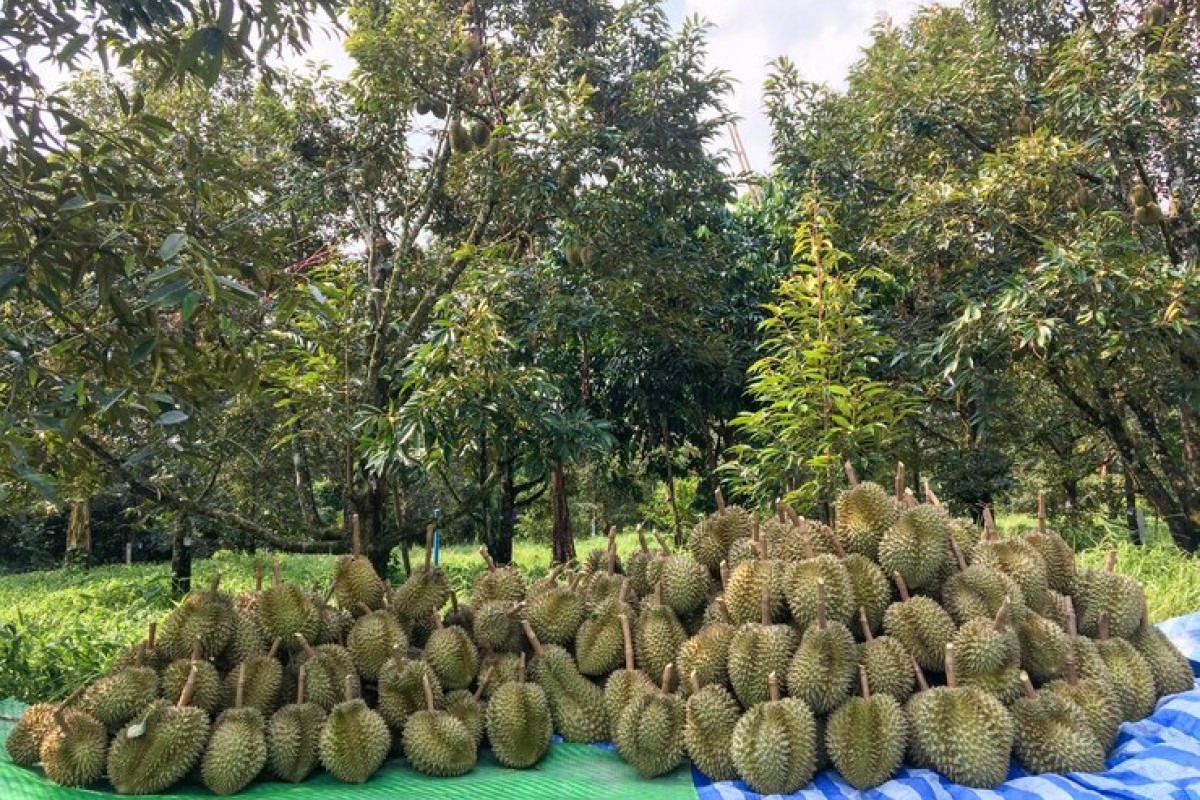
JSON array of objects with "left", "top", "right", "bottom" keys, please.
[{"left": 0, "top": 520, "right": 1196, "bottom": 704}]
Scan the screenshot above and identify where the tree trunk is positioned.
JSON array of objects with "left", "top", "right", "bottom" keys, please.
[
  {"left": 1062, "top": 480, "right": 1078, "bottom": 511},
  {"left": 171, "top": 516, "right": 193, "bottom": 598},
  {"left": 493, "top": 458, "right": 516, "bottom": 565},
  {"left": 551, "top": 461, "right": 575, "bottom": 565},
  {"left": 65, "top": 497, "right": 91, "bottom": 568},
  {"left": 1123, "top": 465, "right": 1141, "bottom": 544},
  {"left": 291, "top": 437, "right": 321, "bottom": 529},
  {"left": 478, "top": 429, "right": 491, "bottom": 551},
  {"left": 349, "top": 479, "right": 392, "bottom": 577}
]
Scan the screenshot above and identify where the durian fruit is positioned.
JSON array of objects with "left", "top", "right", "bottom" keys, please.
[
  {"left": 826, "top": 665, "right": 908, "bottom": 790},
  {"left": 201, "top": 664, "right": 268, "bottom": 796},
  {"left": 857, "top": 608, "right": 916, "bottom": 701},
  {"left": 730, "top": 672, "right": 817, "bottom": 795},
  {"left": 1130, "top": 613, "right": 1195, "bottom": 698},
  {"left": 882, "top": 572, "right": 957, "bottom": 672},
  {"left": 390, "top": 527, "right": 451, "bottom": 632},
  {"left": 1022, "top": 491, "right": 1075, "bottom": 594},
  {"left": 226, "top": 637, "right": 283, "bottom": 715},
  {"left": 941, "top": 530, "right": 1026, "bottom": 624},
  {"left": 348, "top": 607, "right": 408, "bottom": 682},
  {"left": 524, "top": 571, "right": 585, "bottom": 647},
  {"left": 450, "top": 119, "right": 473, "bottom": 154},
  {"left": 37, "top": 693, "right": 107, "bottom": 788},
  {"left": 1060, "top": 597, "right": 1111, "bottom": 683},
  {"left": 443, "top": 591, "right": 474, "bottom": 635},
  {"left": 879, "top": 503, "right": 950, "bottom": 593},
  {"left": 1074, "top": 549, "right": 1147, "bottom": 640},
  {"left": 5, "top": 700, "right": 58, "bottom": 766},
  {"left": 725, "top": 538, "right": 787, "bottom": 624},
  {"left": 624, "top": 526, "right": 655, "bottom": 599},
  {"left": 615, "top": 663, "right": 686, "bottom": 778},
  {"left": 80, "top": 662, "right": 160, "bottom": 733},
  {"left": 653, "top": 532, "right": 712, "bottom": 617},
  {"left": 161, "top": 638, "right": 223, "bottom": 716},
  {"left": 332, "top": 515, "right": 387, "bottom": 613},
  {"left": 260, "top": 559, "right": 320, "bottom": 650},
  {"left": 758, "top": 516, "right": 809, "bottom": 563},
  {"left": 952, "top": 597, "right": 1023, "bottom": 703},
  {"left": 1043, "top": 648, "right": 1122, "bottom": 751},
  {"left": 377, "top": 648, "right": 444, "bottom": 732},
  {"left": 112, "top": 621, "right": 169, "bottom": 672},
  {"left": 292, "top": 634, "right": 357, "bottom": 711},
  {"left": 472, "top": 600, "right": 524, "bottom": 654},
  {"left": 784, "top": 531, "right": 855, "bottom": 633},
  {"left": 424, "top": 612, "right": 479, "bottom": 690},
  {"left": 319, "top": 675, "right": 392, "bottom": 784},
  {"left": 727, "top": 582, "right": 798, "bottom": 707},
  {"left": 523, "top": 620, "right": 608, "bottom": 743},
  {"left": 158, "top": 573, "right": 236, "bottom": 660},
  {"left": 787, "top": 579, "right": 857, "bottom": 714},
  {"left": 690, "top": 489, "right": 752, "bottom": 570},
  {"left": 107, "top": 665, "right": 212, "bottom": 795},
  {"left": 443, "top": 680, "right": 486, "bottom": 748},
  {"left": 582, "top": 527, "right": 624, "bottom": 605},
  {"left": 634, "top": 583, "right": 687, "bottom": 686},
  {"left": 472, "top": 548, "right": 526, "bottom": 604},
  {"left": 920, "top": 478, "right": 980, "bottom": 565},
  {"left": 677, "top": 619, "right": 734, "bottom": 695},
  {"left": 267, "top": 664, "right": 326, "bottom": 783},
  {"left": 220, "top": 608, "right": 269, "bottom": 671},
  {"left": 486, "top": 653, "right": 553, "bottom": 768},
  {"left": 843, "top": 552, "right": 892, "bottom": 638},
  {"left": 682, "top": 671, "right": 740, "bottom": 782},
  {"left": 403, "top": 673, "right": 477, "bottom": 777},
  {"left": 1014, "top": 607, "right": 1069, "bottom": 683},
  {"left": 905, "top": 643, "right": 1015, "bottom": 788},
  {"left": 604, "top": 614, "right": 656, "bottom": 733},
  {"left": 576, "top": 580, "right": 632, "bottom": 677},
  {"left": 973, "top": 510, "right": 1051, "bottom": 614},
  {"left": 1012, "top": 671, "right": 1106, "bottom": 774},
  {"left": 835, "top": 464, "right": 898, "bottom": 560},
  {"left": 1095, "top": 612, "right": 1156, "bottom": 722}
]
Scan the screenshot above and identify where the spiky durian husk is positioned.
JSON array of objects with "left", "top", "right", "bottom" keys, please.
[
  {"left": 624, "top": 550, "right": 655, "bottom": 599},
  {"left": 906, "top": 686, "right": 1014, "bottom": 788},
  {"left": 858, "top": 635, "right": 916, "bottom": 701},
  {"left": 267, "top": 702, "right": 325, "bottom": 783},
  {"left": 1012, "top": 692, "right": 1105, "bottom": 774},
  {"left": 472, "top": 565, "right": 526, "bottom": 604},
  {"left": 376, "top": 657, "right": 444, "bottom": 731},
  {"left": 348, "top": 610, "right": 407, "bottom": 682},
  {"left": 683, "top": 683, "right": 740, "bottom": 781},
  {"left": 217, "top": 612, "right": 268, "bottom": 672},
  {"left": 1096, "top": 636, "right": 1157, "bottom": 721},
  {"left": 224, "top": 653, "right": 283, "bottom": 715},
  {"left": 727, "top": 623, "right": 797, "bottom": 708},
  {"left": 575, "top": 601, "right": 631, "bottom": 677},
  {"left": 634, "top": 604, "right": 686, "bottom": 685},
  {"left": 391, "top": 568, "right": 451, "bottom": 631},
  {"left": 259, "top": 583, "right": 319, "bottom": 651},
  {"left": 730, "top": 697, "right": 817, "bottom": 795},
  {"left": 941, "top": 565, "right": 1025, "bottom": 625},
  {"left": 1042, "top": 678, "right": 1122, "bottom": 751},
  {"left": 525, "top": 586, "right": 585, "bottom": 646},
  {"left": 1073, "top": 567, "right": 1146, "bottom": 640},
  {"left": 677, "top": 622, "right": 734, "bottom": 695},
  {"left": 603, "top": 668, "right": 656, "bottom": 734},
  {"left": 161, "top": 658, "right": 223, "bottom": 716},
  {"left": 974, "top": 538, "right": 1050, "bottom": 614},
  {"left": 38, "top": 711, "right": 108, "bottom": 788},
  {"left": 1023, "top": 529, "right": 1075, "bottom": 594},
  {"left": 787, "top": 621, "right": 857, "bottom": 714},
  {"left": 5, "top": 703, "right": 57, "bottom": 766},
  {"left": 692, "top": 507, "right": 754, "bottom": 570},
  {"left": 424, "top": 625, "right": 479, "bottom": 690},
  {"left": 485, "top": 679, "right": 552, "bottom": 768},
  {"left": 835, "top": 482, "right": 898, "bottom": 560},
  {"left": 81, "top": 666, "right": 160, "bottom": 732},
  {"left": 724, "top": 560, "right": 787, "bottom": 625},
  {"left": 443, "top": 690, "right": 484, "bottom": 746},
  {"left": 784, "top": 555, "right": 855, "bottom": 633},
  {"left": 1131, "top": 621, "right": 1195, "bottom": 698},
  {"left": 107, "top": 701, "right": 210, "bottom": 795},
  {"left": 333, "top": 555, "right": 387, "bottom": 613},
  {"left": 952, "top": 619, "right": 1022, "bottom": 703},
  {"left": 826, "top": 694, "right": 908, "bottom": 790},
  {"left": 614, "top": 686, "right": 685, "bottom": 778},
  {"left": 403, "top": 708, "right": 477, "bottom": 777},
  {"left": 844, "top": 554, "right": 892, "bottom": 638},
  {"left": 158, "top": 588, "right": 236, "bottom": 660},
  {"left": 659, "top": 554, "right": 712, "bottom": 616},
  {"left": 471, "top": 601, "right": 523, "bottom": 653},
  {"left": 879, "top": 505, "right": 950, "bottom": 593},
  {"left": 200, "top": 706, "right": 268, "bottom": 796},
  {"left": 883, "top": 597, "right": 957, "bottom": 672},
  {"left": 530, "top": 646, "right": 607, "bottom": 743},
  {"left": 318, "top": 699, "right": 391, "bottom": 783},
  {"left": 1015, "top": 611, "right": 1068, "bottom": 683}
]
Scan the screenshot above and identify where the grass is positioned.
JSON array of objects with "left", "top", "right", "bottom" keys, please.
[{"left": 0, "top": 520, "right": 1196, "bottom": 704}]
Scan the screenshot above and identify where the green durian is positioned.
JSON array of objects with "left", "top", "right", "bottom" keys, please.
[
  {"left": 624, "top": 529, "right": 655, "bottom": 599},
  {"left": 857, "top": 608, "right": 916, "bottom": 701},
  {"left": 290, "top": 635, "right": 358, "bottom": 711},
  {"left": 443, "top": 688, "right": 485, "bottom": 747},
  {"left": 472, "top": 600, "right": 524, "bottom": 653},
  {"left": 424, "top": 614, "right": 479, "bottom": 690},
  {"left": 391, "top": 534, "right": 452, "bottom": 631},
  {"left": 319, "top": 676, "right": 392, "bottom": 783},
  {"left": 332, "top": 519, "right": 387, "bottom": 612},
  {"left": 826, "top": 666, "right": 908, "bottom": 790},
  {"left": 218, "top": 610, "right": 269, "bottom": 671},
  {"left": 1061, "top": 597, "right": 1112, "bottom": 683},
  {"left": 403, "top": 673, "right": 477, "bottom": 777},
  {"left": 690, "top": 492, "right": 751, "bottom": 569},
  {"left": 727, "top": 582, "right": 798, "bottom": 707},
  {"left": 879, "top": 504, "right": 950, "bottom": 593},
  {"left": 161, "top": 639, "right": 223, "bottom": 716},
  {"left": 224, "top": 638, "right": 283, "bottom": 715},
  {"left": 730, "top": 672, "right": 817, "bottom": 795},
  {"left": 604, "top": 614, "right": 657, "bottom": 732},
  {"left": 1096, "top": 613, "right": 1156, "bottom": 722},
  {"left": 785, "top": 550, "right": 855, "bottom": 633},
  {"left": 952, "top": 597, "right": 1022, "bottom": 703},
  {"left": 473, "top": 548, "right": 526, "bottom": 603},
  {"left": 450, "top": 119, "right": 473, "bottom": 153},
  {"left": 442, "top": 591, "right": 474, "bottom": 635},
  {"left": 974, "top": 524, "right": 1050, "bottom": 614},
  {"left": 259, "top": 559, "right": 320, "bottom": 650},
  {"left": 677, "top": 621, "right": 734, "bottom": 695},
  {"left": 5, "top": 701, "right": 58, "bottom": 766},
  {"left": 835, "top": 476, "right": 898, "bottom": 560},
  {"left": 882, "top": 572, "right": 957, "bottom": 672},
  {"left": 941, "top": 559, "right": 1027, "bottom": 625},
  {"left": 576, "top": 581, "right": 632, "bottom": 677},
  {"left": 523, "top": 621, "right": 608, "bottom": 743},
  {"left": 1131, "top": 616, "right": 1195, "bottom": 698},
  {"left": 524, "top": 576, "right": 585, "bottom": 647},
  {"left": 1074, "top": 550, "right": 1147, "bottom": 640},
  {"left": 201, "top": 664, "right": 268, "bottom": 796},
  {"left": 1043, "top": 648, "right": 1122, "bottom": 751},
  {"left": 683, "top": 672, "right": 740, "bottom": 781},
  {"left": 267, "top": 664, "right": 326, "bottom": 783},
  {"left": 470, "top": 120, "right": 492, "bottom": 148},
  {"left": 486, "top": 653, "right": 553, "bottom": 768},
  {"left": 377, "top": 649, "right": 444, "bottom": 731},
  {"left": 615, "top": 663, "right": 686, "bottom": 778},
  {"left": 634, "top": 583, "right": 687, "bottom": 687},
  {"left": 843, "top": 553, "right": 892, "bottom": 638},
  {"left": 1012, "top": 671, "right": 1106, "bottom": 774},
  {"left": 655, "top": 535, "right": 712, "bottom": 616},
  {"left": 81, "top": 664, "right": 160, "bottom": 732},
  {"left": 158, "top": 573, "right": 236, "bottom": 660},
  {"left": 1022, "top": 493, "right": 1075, "bottom": 594},
  {"left": 37, "top": 692, "right": 106, "bottom": 789},
  {"left": 725, "top": 537, "right": 788, "bottom": 624},
  {"left": 1015, "top": 608, "right": 1069, "bottom": 683},
  {"left": 787, "top": 579, "right": 857, "bottom": 714},
  {"left": 348, "top": 608, "right": 408, "bottom": 682}
]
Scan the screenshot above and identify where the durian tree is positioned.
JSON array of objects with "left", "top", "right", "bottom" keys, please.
[{"left": 762, "top": 0, "right": 1200, "bottom": 548}]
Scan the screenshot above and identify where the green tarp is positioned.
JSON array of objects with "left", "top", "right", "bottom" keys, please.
[{"left": 0, "top": 699, "right": 697, "bottom": 800}]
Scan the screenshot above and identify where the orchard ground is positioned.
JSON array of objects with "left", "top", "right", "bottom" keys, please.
[{"left": 1, "top": 515, "right": 1196, "bottom": 704}]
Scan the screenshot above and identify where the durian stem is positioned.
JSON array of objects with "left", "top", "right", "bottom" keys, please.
[
  {"left": 816, "top": 578, "right": 827, "bottom": 630},
  {"left": 431, "top": 610, "right": 443, "bottom": 629},
  {"left": 944, "top": 643, "right": 957, "bottom": 689},
  {"left": 1037, "top": 491, "right": 1047, "bottom": 534},
  {"left": 829, "top": 532, "right": 846, "bottom": 558},
  {"left": 947, "top": 527, "right": 967, "bottom": 572},
  {"left": 843, "top": 461, "right": 859, "bottom": 486},
  {"left": 1097, "top": 612, "right": 1110, "bottom": 641},
  {"left": 922, "top": 478, "right": 942, "bottom": 508},
  {"left": 618, "top": 578, "right": 630, "bottom": 604},
  {"left": 351, "top": 513, "right": 362, "bottom": 557},
  {"left": 785, "top": 504, "right": 801, "bottom": 527},
  {"left": 294, "top": 633, "right": 318, "bottom": 659},
  {"left": 753, "top": 515, "right": 761, "bottom": 543},
  {"left": 1064, "top": 596, "right": 1078, "bottom": 637},
  {"left": 1064, "top": 648, "right": 1079, "bottom": 686},
  {"left": 518, "top": 652, "right": 527, "bottom": 685},
  {"left": 912, "top": 658, "right": 930, "bottom": 692},
  {"left": 209, "top": 571, "right": 223, "bottom": 595},
  {"left": 653, "top": 531, "right": 670, "bottom": 555},
  {"left": 474, "top": 665, "right": 494, "bottom": 700},
  {"left": 235, "top": 663, "right": 247, "bottom": 708},
  {"left": 798, "top": 519, "right": 816, "bottom": 559},
  {"left": 424, "top": 524, "right": 434, "bottom": 570},
  {"left": 774, "top": 498, "right": 785, "bottom": 524},
  {"left": 177, "top": 664, "right": 199, "bottom": 707},
  {"left": 719, "top": 560, "right": 730, "bottom": 592},
  {"left": 903, "top": 488, "right": 918, "bottom": 508},
  {"left": 767, "top": 671, "right": 781, "bottom": 702},
  {"left": 568, "top": 571, "right": 583, "bottom": 591},
  {"left": 344, "top": 674, "right": 356, "bottom": 703},
  {"left": 297, "top": 665, "right": 307, "bottom": 705},
  {"left": 760, "top": 582, "right": 772, "bottom": 626},
  {"left": 55, "top": 686, "right": 85, "bottom": 720},
  {"left": 715, "top": 488, "right": 726, "bottom": 513},
  {"left": 993, "top": 596, "right": 1011, "bottom": 632},
  {"left": 506, "top": 601, "right": 526, "bottom": 618},
  {"left": 717, "top": 596, "right": 730, "bottom": 621},
  {"left": 391, "top": 644, "right": 405, "bottom": 673},
  {"left": 147, "top": 621, "right": 157, "bottom": 650},
  {"left": 895, "top": 461, "right": 906, "bottom": 503},
  {"left": 689, "top": 670, "right": 702, "bottom": 695},
  {"left": 268, "top": 638, "right": 282, "bottom": 660},
  {"left": 479, "top": 547, "right": 495, "bottom": 571},
  {"left": 607, "top": 526, "right": 618, "bottom": 574},
  {"left": 450, "top": 592, "right": 460, "bottom": 613},
  {"left": 982, "top": 506, "right": 997, "bottom": 540},
  {"left": 636, "top": 524, "right": 648, "bottom": 554},
  {"left": 421, "top": 673, "right": 436, "bottom": 713},
  {"left": 892, "top": 571, "right": 910, "bottom": 602},
  {"left": 254, "top": 561, "right": 264, "bottom": 592},
  {"left": 756, "top": 535, "right": 768, "bottom": 560},
  {"left": 190, "top": 637, "right": 202, "bottom": 662},
  {"left": 1104, "top": 549, "right": 1116, "bottom": 573},
  {"left": 661, "top": 663, "right": 674, "bottom": 694},
  {"left": 620, "top": 614, "right": 635, "bottom": 673},
  {"left": 272, "top": 558, "right": 283, "bottom": 588},
  {"left": 358, "top": 603, "right": 374, "bottom": 616},
  {"left": 858, "top": 664, "right": 872, "bottom": 700},
  {"left": 1019, "top": 671, "right": 1036, "bottom": 699},
  {"left": 520, "top": 620, "right": 544, "bottom": 657},
  {"left": 858, "top": 607, "right": 874, "bottom": 642},
  {"left": 654, "top": 581, "right": 664, "bottom": 607}
]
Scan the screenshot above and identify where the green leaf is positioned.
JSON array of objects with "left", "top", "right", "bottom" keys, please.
[
  {"left": 181, "top": 291, "right": 201, "bottom": 322},
  {"left": 157, "top": 410, "right": 189, "bottom": 426},
  {"left": 157, "top": 233, "right": 187, "bottom": 262},
  {"left": 129, "top": 337, "right": 157, "bottom": 365}
]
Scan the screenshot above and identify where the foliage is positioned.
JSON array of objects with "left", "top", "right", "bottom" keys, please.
[{"left": 725, "top": 197, "right": 912, "bottom": 508}]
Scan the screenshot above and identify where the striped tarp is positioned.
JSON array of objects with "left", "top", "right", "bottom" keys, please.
[{"left": 695, "top": 611, "right": 1200, "bottom": 800}]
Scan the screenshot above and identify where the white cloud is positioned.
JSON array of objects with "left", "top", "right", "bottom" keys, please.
[{"left": 670, "top": 0, "right": 930, "bottom": 170}]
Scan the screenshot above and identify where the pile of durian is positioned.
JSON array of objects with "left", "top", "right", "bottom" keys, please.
[{"left": 6, "top": 466, "right": 1195, "bottom": 796}]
